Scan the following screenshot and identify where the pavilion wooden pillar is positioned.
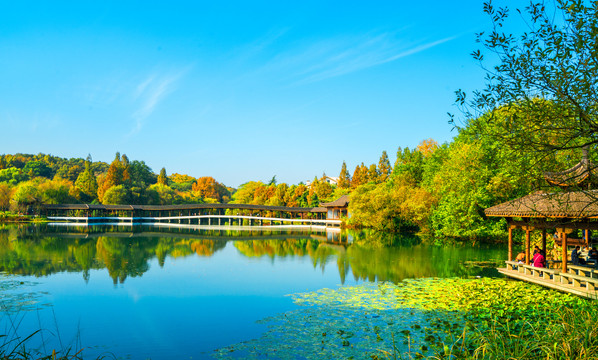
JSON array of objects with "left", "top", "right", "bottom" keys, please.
[
  {"left": 562, "top": 233, "right": 568, "bottom": 273},
  {"left": 508, "top": 227, "right": 513, "bottom": 261},
  {"left": 542, "top": 229, "right": 547, "bottom": 256},
  {"left": 525, "top": 230, "right": 531, "bottom": 265},
  {"left": 585, "top": 229, "right": 590, "bottom": 246}
]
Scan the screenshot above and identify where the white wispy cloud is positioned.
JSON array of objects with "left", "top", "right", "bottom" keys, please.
[
  {"left": 258, "top": 31, "right": 458, "bottom": 85},
  {"left": 81, "top": 76, "right": 129, "bottom": 107},
  {"left": 233, "top": 28, "right": 290, "bottom": 64},
  {"left": 130, "top": 68, "right": 190, "bottom": 134}
]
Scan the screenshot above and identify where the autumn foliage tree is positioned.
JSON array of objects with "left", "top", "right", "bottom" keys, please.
[
  {"left": 416, "top": 139, "right": 438, "bottom": 158},
  {"left": 368, "top": 164, "right": 379, "bottom": 183},
  {"left": 338, "top": 161, "right": 351, "bottom": 188},
  {"left": 351, "top": 164, "right": 365, "bottom": 188},
  {"left": 97, "top": 153, "right": 131, "bottom": 204},
  {"left": 192, "top": 176, "right": 230, "bottom": 202},
  {"left": 0, "top": 183, "right": 11, "bottom": 211}
]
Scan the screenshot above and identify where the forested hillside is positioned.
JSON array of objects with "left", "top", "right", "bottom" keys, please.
[
  {"left": 0, "top": 152, "right": 341, "bottom": 213},
  {"left": 345, "top": 107, "right": 592, "bottom": 242},
  {"left": 0, "top": 108, "right": 591, "bottom": 243}
]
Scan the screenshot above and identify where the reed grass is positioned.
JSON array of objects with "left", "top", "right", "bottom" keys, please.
[
  {"left": 0, "top": 311, "right": 112, "bottom": 360},
  {"left": 378, "top": 303, "right": 598, "bottom": 360}
]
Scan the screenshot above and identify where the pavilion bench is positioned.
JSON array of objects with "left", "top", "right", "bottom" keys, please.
[
  {"left": 559, "top": 272, "right": 598, "bottom": 291},
  {"left": 505, "top": 260, "right": 521, "bottom": 271},
  {"left": 519, "top": 264, "right": 561, "bottom": 282},
  {"left": 568, "top": 264, "right": 598, "bottom": 279},
  {"left": 505, "top": 261, "right": 561, "bottom": 282}
]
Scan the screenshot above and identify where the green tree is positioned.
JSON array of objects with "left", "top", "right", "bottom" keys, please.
[
  {"left": 267, "top": 183, "right": 289, "bottom": 206},
  {"left": 231, "top": 181, "right": 263, "bottom": 204},
  {"left": 102, "top": 185, "right": 130, "bottom": 205},
  {"left": 455, "top": 0, "right": 598, "bottom": 157},
  {"left": 39, "top": 179, "right": 73, "bottom": 204},
  {"left": 0, "top": 167, "right": 28, "bottom": 185},
  {"left": 157, "top": 168, "right": 168, "bottom": 186},
  {"left": 129, "top": 160, "right": 155, "bottom": 188},
  {"left": 428, "top": 141, "right": 500, "bottom": 240},
  {"left": 147, "top": 183, "right": 178, "bottom": 205},
  {"left": 286, "top": 184, "right": 309, "bottom": 207},
  {"left": 347, "top": 183, "right": 417, "bottom": 232},
  {"left": 10, "top": 180, "right": 41, "bottom": 213},
  {"left": 168, "top": 173, "right": 196, "bottom": 192},
  {"left": 55, "top": 158, "right": 85, "bottom": 182},
  {"left": 268, "top": 175, "right": 277, "bottom": 186},
  {"left": 378, "top": 151, "right": 392, "bottom": 182},
  {"left": 75, "top": 156, "right": 98, "bottom": 202},
  {"left": 392, "top": 147, "right": 424, "bottom": 186},
  {"left": 22, "top": 160, "right": 53, "bottom": 179},
  {"left": 314, "top": 175, "right": 334, "bottom": 202}
]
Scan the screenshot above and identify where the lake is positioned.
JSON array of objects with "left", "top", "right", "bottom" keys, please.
[{"left": 0, "top": 224, "right": 505, "bottom": 359}]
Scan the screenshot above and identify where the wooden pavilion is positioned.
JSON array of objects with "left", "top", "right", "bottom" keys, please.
[
  {"left": 485, "top": 149, "right": 598, "bottom": 297},
  {"left": 320, "top": 195, "right": 349, "bottom": 220}
]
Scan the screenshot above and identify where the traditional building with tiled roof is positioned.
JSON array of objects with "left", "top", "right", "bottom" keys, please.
[
  {"left": 485, "top": 148, "right": 598, "bottom": 297},
  {"left": 320, "top": 195, "right": 350, "bottom": 220}
]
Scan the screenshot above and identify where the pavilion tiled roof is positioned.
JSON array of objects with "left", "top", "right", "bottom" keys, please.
[
  {"left": 319, "top": 195, "right": 350, "bottom": 208},
  {"left": 544, "top": 147, "right": 598, "bottom": 188},
  {"left": 484, "top": 190, "right": 598, "bottom": 218}
]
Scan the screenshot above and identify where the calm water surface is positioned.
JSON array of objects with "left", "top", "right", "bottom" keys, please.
[{"left": 0, "top": 224, "right": 505, "bottom": 359}]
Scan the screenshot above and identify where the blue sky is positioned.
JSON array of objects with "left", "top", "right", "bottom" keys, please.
[{"left": 1, "top": 1, "right": 523, "bottom": 187}]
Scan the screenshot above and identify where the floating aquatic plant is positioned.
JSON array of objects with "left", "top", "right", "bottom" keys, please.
[
  {"left": 213, "top": 277, "right": 595, "bottom": 359},
  {"left": 0, "top": 273, "right": 46, "bottom": 313}
]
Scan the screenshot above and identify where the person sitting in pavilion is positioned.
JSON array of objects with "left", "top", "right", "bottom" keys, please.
[
  {"left": 533, "top": 246, "right": 541, "bottom": 257},
  {"left": 571, "top": 246, "right": 585, "bottom": 265},
  {"left": 515, "top": 251, "right": 525, "bottom": 263},
  {"left": 533, "top": 249, "right": 545, "bottom": 268}
]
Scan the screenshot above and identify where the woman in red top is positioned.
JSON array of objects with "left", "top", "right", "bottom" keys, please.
[{"left": 533, "top": 250, "right": 545, "bottom": 268}]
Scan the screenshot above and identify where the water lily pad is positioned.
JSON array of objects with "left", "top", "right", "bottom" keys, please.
[{"left": 213, "top": 277, "right": 592, "bottom": 359}]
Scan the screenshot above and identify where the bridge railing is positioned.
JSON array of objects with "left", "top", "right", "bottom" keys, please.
[{"left": 47, "top": 214, "right": 342, "bottom": 227}]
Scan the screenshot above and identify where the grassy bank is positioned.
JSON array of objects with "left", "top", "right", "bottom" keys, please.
[
  {"left": 0, "top": 212, "right": 49, "bottom": 223},
  {"left": 0, "top": 212, "right": 36, "bottom": 222}
]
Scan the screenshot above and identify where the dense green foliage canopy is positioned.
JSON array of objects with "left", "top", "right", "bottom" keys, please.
[{"left": 455, "top": 0, "right": 598, "bottom": 159}]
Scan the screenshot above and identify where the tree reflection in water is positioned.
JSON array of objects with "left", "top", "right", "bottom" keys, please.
[{"left": 0, "top": 224, "right": 504, "bottom": 285}]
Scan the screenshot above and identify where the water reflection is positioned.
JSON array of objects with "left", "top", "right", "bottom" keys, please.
[{"left": 0, "top": 224, "right": 505, "bottom": 285}]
